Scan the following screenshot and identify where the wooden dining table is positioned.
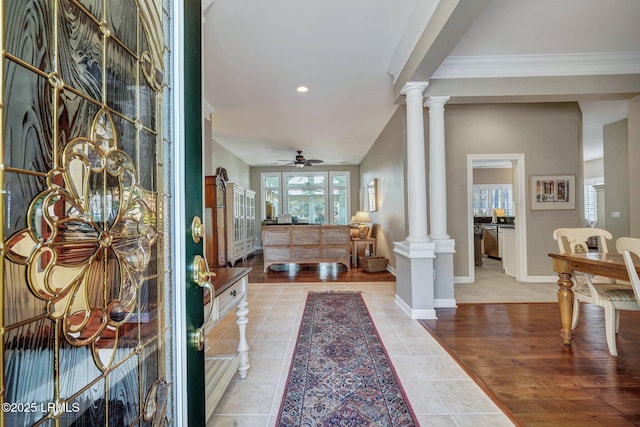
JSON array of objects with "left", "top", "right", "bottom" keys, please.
[{"left": 548, "top": 251, "right": 640, "bottom": 346}]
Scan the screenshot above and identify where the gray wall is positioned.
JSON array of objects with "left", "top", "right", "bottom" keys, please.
[
  {"left": 629, "top": 96, "right": 640, "bottom": 237},
  {"left": 584, "top": 158, "right": 604, "bottom": 181},
  {"left": 473, "top": 168, "right": 512, "bottom": 185},
  {"left": 361, "top": 102, "right": 585, "bottom": 278},
  {"left": 360, "top": 107, "right": 407, "bottom": 269},
  {"left": 446, "top": 103, "right": 583, "bottom": 278},
  {"left": 603, "top": 119, "right": 630, "bottom": 241},
  {"left": 208, "top": 139, "right": 251, "bottom": 187}
]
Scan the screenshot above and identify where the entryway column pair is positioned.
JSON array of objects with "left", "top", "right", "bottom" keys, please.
[
  {"left": 393, "top": 84, "right": 455, "bottom": 319},
  {"left": 394, "top": 82, "right": 436, "bottom": 319}
]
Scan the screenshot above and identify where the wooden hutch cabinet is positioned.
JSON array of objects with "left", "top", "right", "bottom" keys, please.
[
  {"left": 204, "top": 167, "right": 229, "bottom": 268},
  {"left": 226, "top": 182, "right": 256, "bottom": 266},
  {"left": 205, "top": 169, "right": 256, "bottom": 268}
]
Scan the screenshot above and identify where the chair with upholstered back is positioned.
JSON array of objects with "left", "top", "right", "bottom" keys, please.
[
  {"left": 553, "top": 228, "right": 637, "bottom": 356},
  {"left": 616, "top": 237, "right": 640, "bottom": 304},
  {"left": 553, "top": 228, "right": 613, "bottom": 327}
]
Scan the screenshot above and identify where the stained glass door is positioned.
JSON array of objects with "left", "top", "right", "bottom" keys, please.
[{"left": 0, "top": 0, "right": 201, "bottom": 425}]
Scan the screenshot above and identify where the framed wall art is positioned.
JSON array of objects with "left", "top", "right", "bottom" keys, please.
[
  {"left": 530, "top": 174, "right": 575, "bottom": 210},
  {"left": 367, "top": 178, "right": 378, "bottom": 212}
]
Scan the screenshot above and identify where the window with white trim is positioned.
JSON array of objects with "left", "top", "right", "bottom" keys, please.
[
  {"left": 472, "top": 184, "right": 513, "bottom": 216},
  {"left": 261, "top": 171, "right": 350, "bottom": 224},
  {"left": 261, "top": 173, "right": 280, "bottom": 220},
  {"left": 584, "top": 177, "right": 602, "bottom": 225}
]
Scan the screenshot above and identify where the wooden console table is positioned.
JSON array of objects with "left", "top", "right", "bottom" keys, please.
[
  {"left": 262, "top": 225, "right": 351, "bottom": 271},
  {"left": 548, "top": 252, "right": 639, "bottom": 346},
  {"left": 352, "top": 237, "right": 376, "bottom": 267},
  {"left": 204, "top": 267, "right": 251, "bottom": 419}
]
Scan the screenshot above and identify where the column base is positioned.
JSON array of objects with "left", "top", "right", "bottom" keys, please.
[
  {"left": 432, "top": 238, "right": 456, "bottom": 308},
  {"left": 393, "top": 241, "right": 437, "bottom": 319}
]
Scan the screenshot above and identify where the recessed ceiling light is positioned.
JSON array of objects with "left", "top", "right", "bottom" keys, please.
[{"left": 296, "top": 86, "right": 308, "bottom": 93}]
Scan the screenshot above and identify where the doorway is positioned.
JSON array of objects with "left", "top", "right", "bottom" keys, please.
[{"left": 466, "top": 154, "right": 528, "bottom": 283}]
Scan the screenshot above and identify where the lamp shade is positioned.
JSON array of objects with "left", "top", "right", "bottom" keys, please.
[{"left": 354, "top": 210, "right": 371, "bottom": 223}]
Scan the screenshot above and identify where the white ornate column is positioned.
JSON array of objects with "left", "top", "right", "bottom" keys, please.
[
  {"left": 425, "top": 96, "right": 456, "bottom": 308},
  {"left": 426, "top": 96, "right": 450, "bottom": 240},
  {"left": 393, "top": 82, "right": 436, "bottom": 320},
  {"left": 403, "top": 83, "right": 430, "bottom": 242}
]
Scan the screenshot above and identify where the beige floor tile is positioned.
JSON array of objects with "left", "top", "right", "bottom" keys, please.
[
  {"left": 431, "top": 380, "right": 503, "bottom": 414},
  {"left": 413, "top": 355, "right": 470, "bottom": 380},
  {"left": 452, "top": 413, "right": 516, "bottom": 427},
  {"left": 213, "top": 381, "right": 278, "bottom": 415},
  {"left": 400, "top": 380, "right": 449, "bottom": 414},
  {"left": 207, "top": 415, "right": 270, "bottom": 427},
  {"left": 415, "top": 414, "right": 458, "bottom": 426}
]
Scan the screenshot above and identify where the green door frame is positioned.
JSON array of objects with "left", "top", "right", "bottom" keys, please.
[{"left": 175, "top": 0, "right": 206, "bottom": 425}]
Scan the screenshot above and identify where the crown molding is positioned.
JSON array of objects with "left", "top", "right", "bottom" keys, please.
[{"left": 432, "top": 52, "right": 640, "bottom": 79}]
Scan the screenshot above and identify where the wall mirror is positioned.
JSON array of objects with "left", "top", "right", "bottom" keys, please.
[{"left": 367, "top": 178, "right": 378, "bottom": 212}]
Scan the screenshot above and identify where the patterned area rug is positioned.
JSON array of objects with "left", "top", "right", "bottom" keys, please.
[{"left": 277, "top": 292, "right": 417, "bottom": 426}]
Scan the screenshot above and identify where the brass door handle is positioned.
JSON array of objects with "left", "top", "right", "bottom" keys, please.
[
  {"left": 192, "top": 255, "right": 216, "bottom": 351},
  {"left": 191, "top": 216, "right": 205, "bottom": 243}
]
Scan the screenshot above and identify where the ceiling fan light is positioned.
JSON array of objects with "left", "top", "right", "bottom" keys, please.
[{"left": 295, "top": 163, "right": 305, "bottom": 168}]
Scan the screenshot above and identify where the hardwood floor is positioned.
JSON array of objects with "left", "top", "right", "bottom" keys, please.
[
  {"left": 421, "top": 303, "right": 640, "bottom": 427},
  {"left": 232, "top": 251, "right": 396, "bottom": 283}
]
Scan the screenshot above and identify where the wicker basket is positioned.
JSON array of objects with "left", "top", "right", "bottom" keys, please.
[{"left": 360, "top": 256, "right": 388, "bottom": 273}]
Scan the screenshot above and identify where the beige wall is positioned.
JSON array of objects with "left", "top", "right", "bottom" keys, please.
[
  {"left": 584, "top": 158, "right": 604, "bottom": 181},
  {"left": 603, "top": 119, "right": 630, "bottom": 241},
  {"left": 629, "top": 96, "right": 640, "bottom": 237},
  {"left": 360, "top": 107, "right": 407, "bottom": 269},
  {"left": 473, "top": 168, "right": 512, "bottom": 185},
  {"left": 208, "top": 139, "right": 251, "bottom": 187},
  {"left": 445, "top": 103, "right": 583, "bottom": 278},
  {"left": 360, "top": 103, "right": 584, "bottom": 278}
]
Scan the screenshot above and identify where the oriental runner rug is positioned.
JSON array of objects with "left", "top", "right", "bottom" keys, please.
[{"left": 276, "top": 292, "right": 418, "bottom": 426}]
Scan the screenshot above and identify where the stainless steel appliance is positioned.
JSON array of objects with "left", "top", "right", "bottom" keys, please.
[{"left": 483, "top": 224, "right": 499, "bottom": 259}]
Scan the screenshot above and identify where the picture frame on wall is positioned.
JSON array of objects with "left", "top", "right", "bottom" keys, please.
[
  {"left": 367, "top": 178, "right": 378, "bottom": 212},
  {"left": 530, "top": 174, "right": 576, "bottom": 210}
]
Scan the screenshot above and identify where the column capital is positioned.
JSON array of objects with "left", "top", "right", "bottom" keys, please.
[
  {"left": 400, "top": 81, "right": 429, "bottom": 96},
  {"left": 424, "top": 96, "right": 450, "bottom": 109}
]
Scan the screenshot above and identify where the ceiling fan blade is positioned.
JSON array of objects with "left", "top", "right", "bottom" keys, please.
[{"left": 306, "top": 159, "right": 323, "bottom": 163}]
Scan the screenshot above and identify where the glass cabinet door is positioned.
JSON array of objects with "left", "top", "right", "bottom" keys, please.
[{"left": 1, "top": 0, "right": 177, "bottom": 424}]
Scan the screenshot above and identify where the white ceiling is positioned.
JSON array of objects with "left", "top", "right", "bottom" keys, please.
[{"left": 202, "top": 0, "right": 640, "bottom": 167}]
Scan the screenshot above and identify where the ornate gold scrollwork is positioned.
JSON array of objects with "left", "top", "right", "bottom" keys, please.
[
  {"left": 136, "top": 0, "right": 165, "bottom": 91},
  {"left": 5, "top": 108, "right": 158, "bottom": 372}
]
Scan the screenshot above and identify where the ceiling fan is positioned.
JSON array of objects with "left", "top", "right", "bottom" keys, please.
[{"left": 282, "top": 150, "right": 324, "bottom": 168}]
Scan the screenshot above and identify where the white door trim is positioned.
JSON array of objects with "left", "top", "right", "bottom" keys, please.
[
  {"left": 172, "top": 0, "right": 188, "bottom": 425},
  {"left": 466, "top": 154, "right": 528, "bottom": 283}
]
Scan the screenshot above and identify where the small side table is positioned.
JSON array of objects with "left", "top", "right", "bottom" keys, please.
[{"left": 352, "top": 238, "right": 376, "bottom": 267}]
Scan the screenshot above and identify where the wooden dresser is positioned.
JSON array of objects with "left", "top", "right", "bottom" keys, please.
[{"left": 262, "top": 225, "right": 351, "bottom": 271}]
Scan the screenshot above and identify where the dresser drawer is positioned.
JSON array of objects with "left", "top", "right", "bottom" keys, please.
[{"left": 217, "top": 278, "right": 246, "bottom": 317}]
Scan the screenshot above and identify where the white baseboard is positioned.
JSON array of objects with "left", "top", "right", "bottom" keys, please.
[
  {"left": 394, "top": 295, "right": 437, "bottom": 319},
  {"left": 435, "top": 298, "right": 457, "bottom": 308},
  {"left": 454, "top": 275, "right": 558, "bottom": 283}
]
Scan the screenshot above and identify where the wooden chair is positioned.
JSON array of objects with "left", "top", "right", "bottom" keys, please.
[
  {"left": 553, "top": 228, "right": 636, "bottom": 356},
  {"left": 617, "top": 237, "right": 640, "bottom": 300},
  {"left": 615, "top": 238, "right": 640, "bottom": 349}
]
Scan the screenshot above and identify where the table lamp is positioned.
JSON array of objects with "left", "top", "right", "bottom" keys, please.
[{"left": 353, "top": 210, "right": 371, "bottom": 238}]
